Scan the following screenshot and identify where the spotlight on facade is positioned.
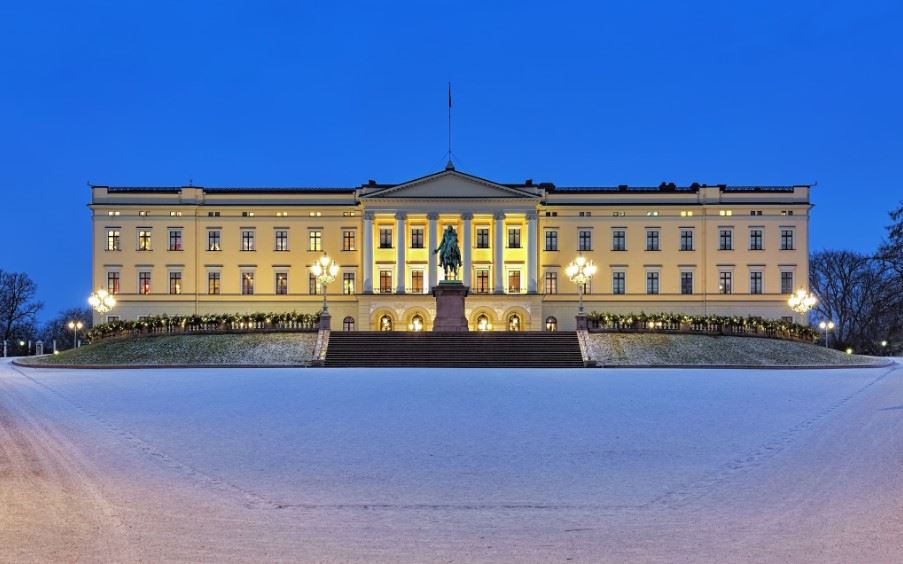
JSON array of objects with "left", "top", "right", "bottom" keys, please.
[{"left": 88, "top": 288, "right": 116, "bottom": 314}]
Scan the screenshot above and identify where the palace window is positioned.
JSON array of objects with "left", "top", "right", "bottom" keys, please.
[
  {"left": 507, "top": 314, "right": 521, "bottom": 332},
  {"left": 379, "top": 270, "right": 392, "bottom": 294},
  {"left": 138, "top": 271, "right": 151, "bottom": 295},
  {"left": 169, "top": 272, "right": 182, "bottom": 295},
  {"left": 544, "top": 230, "right": 558, "bottom": 251},
  {"left": 719, "top": 210, "right": 733, "bottom": 217},
  {"left": 680, "top": 211, "right": 694, "bottom": 217},
  {"left": 750, "top": 271, "right": 763, "bottom": 295},
  {"left": 207, "top": 211, "right": 220, "bottom": 217},
  {"left": 308, "top": 230, "right": 322, "bottom": 252},
  {"left": 275, "top": 272, "right": 288, "bottom": 295},
  {"left": 719, "top": 271, "right": 732, "bottom": 294},
  {"left": 646, "top": 211, "right": 659, "bottom": 217},
  {"left": 680, "top": 229, "right": 694, "bottom": 251},
  {"left": 275, "top": 230, "right": 289, "bottom": 252},
  {"left": 411, "top": 271, "right": 424, "bottom": 293},
  {"left": 107, "top": 272, "right": 120, "bottom": 295},
  {"left": 578, "top": 230, "right": 592, "bottom": 251},
  {"left": 106, "top": 230, "right": 121, "bottom": 251},
  {"left": 170, "top": 211, "right": 183, "bottom": 217},
  {"left": 138, "top": 230, "right": 152, "bottom": 251},
  {"left": 545, "top": 316, "right": 558, "bottom": 332},
  {"left": 168, "top": 230, "right": 183, "bottom": 251},
  {"left": 343, "top": 272, "right": 355, "bottom": 295},
  {"left": 646, "top": 230, "right": 660, "bottom": 251},
  {"left": 475, "top": 269, "right": 490, "bottom": 293},
  {"left": 749, "top": 229, "right": 763, "bottom": 251},
  {"left": 476, "top": 227, "right": 490, "bottom": 248},
  {"left": 612, "top": 211, "right": 626, "bottom": 217},
  {"left": 544, "top": 271, "right": 558, "bottom": 295},
  {"left": 343, "top": 230, "right": 356, "bottom": 251},
  {"left": 612, "top": 272, "right": 625, "bottom": 295},
  {"left": 241, "top": 211, "right": 254, "bottom": 217},
  {"left": 411, "top": 227, "right": 424, "bottom": 249},
  {"left": 781, "top": 271, "right": 794, "bottom": 294},
  {"left": 719, "top": 229, "right": 733, "bottom": 251},
  {"left": 379, "top": 228, "right": 393, "bottom": 249},
  {"left": 207, "top": 230, "right": 221, "bottom": 251},
  {"left": 208, "top": 272, "right": 221, "bottom": 295},
  {"left": 781, "top": 229, "right": 794, "bottom": 250},
  {"left": 612, "top": 230, "right": 626, "bottom": 251},
  {"left": 138, "top": 211, "right": 148, "bottom": 217},
  {"left": 646, "top": 272, "right": 659, "bottom": 295},
  {"left": 507, "top": 227, "right": 521, "bottom": 249},
  {"left": 241, "top": 272, "right": 254, "bottom": 295},
  {"left": 750, "top": 210, "right": 763, "bottom": 216},
  {"left": 308, "top": 273, "right": 319, "bottom": 295},
  {"left": 241, "top": 230, "right": 255, "bottom": 251},
  {"left": 379, "top": 315, "right": 393, "bottom": 331},
  {"left": 681, "top": 271, "right": 693, "bottom": 295},
  {"left": 508, "top": 270, "right": 521, "bottom": 293},
  {"left": 342, "top": 316, "right": 355, "bottom": 331}
]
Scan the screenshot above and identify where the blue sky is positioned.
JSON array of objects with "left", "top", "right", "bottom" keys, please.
[{"left": 1, "top": 1, "right": 901, "bottom": 320}]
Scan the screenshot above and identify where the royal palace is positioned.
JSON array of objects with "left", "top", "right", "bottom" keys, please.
[{"left": 90, "top": 166, "right": 811, "bottom": 331}]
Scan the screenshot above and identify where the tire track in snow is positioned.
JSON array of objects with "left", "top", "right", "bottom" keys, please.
[{"left": 646, "top": 365, "right": 900, "bottom": 510}]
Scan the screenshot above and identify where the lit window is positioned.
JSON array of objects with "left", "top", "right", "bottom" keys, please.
[
  {"left": 169, "top": 272, "right": 182, "bottom": 295},
  {"left": 275, "top": 272, "right": 288, "bottom": 295},
  {"left": 241, "top": 272, "right": 255, "bottom": 295},
  {"left": 241, "top": 230, "right": 255, "bottom": 251},
  {"left": 475, "top": 269, "right": 490, "bottom": 293},
  {"left": 138, "top": 230, "right": 152, "bottom": 251},
  {"left": 170, "top": 211, "right": 182, "bottom": 217},
  {"left": 476, "top": 314, "right": 491, "bottom": 331},
  {"left": 719, "top": 271, "right": 732, "bottom": 294},
  {"left": 308, "top": 211, "right": 322, "bottom": 217},
  {"left": 138, "top": 271, "right": 151, "bottom": 294},
  {"left": 208, "top": 272, "right": 221, "bottom": 295},
  {"left": 343, "top": 272, "right": 355, "bottom": 295},
  {"left": 138, "top": 210, "right": 148, "bottom": 217},
  {"left": 168, "top": 229, "right": 183, "bottom": 251},
  {"left": 379, "top": 270, "right": 392, "bottom": 293},
  {"left": 276, "top": 211, "right": 289, "bottom": 217},
  {"left": 612, "top": 211, "right": 626, "bottom": 217},
  {"left": 507, "top": 270, "right": 521, "bottom": 293},
  {"left": 545, "top": 316, "right": 558, "bottom": 332},
  {"left": 308, "top": 230, "right": 322, "bottom": 251},
  {"left": 343, "top": 230, "right": 356, "bottom": 251},
  {"left": 719, "top": 210, "right": 733, "bottom": 216},
  {"left": 343, "top": 211, "right": 357, "bottom": 217},
  {"left": 507, "top": 314, "right": 521, "bottom": 332},
  {"left": 646, "top": 211, "right": 659, "bottom": 217},
  {"left": 242, "top": 211, "right": 255, "bottom": 217},
  {"left": 107, "top": 272, "right": 120, "bottom": 295},
  {"left": 275, "top": 230, "right": 289, "bottom": 251},
  {"left": 411, "top": 271, "right": 424, "bottom": 293},
  {"left": 680, "top": 210, "right": 694, "bottom": 217},
  {"left": 207, "top": 230, "right": 221, "bottom": 251},
  {"left": 106, "top": 230, "right": 121, "bottom": 251},
  {"left": 544, "top": 271, "right": 558, "bottom": 294},
  {"left": 107, "top": 210, "right": 120, "bottom": 216}
]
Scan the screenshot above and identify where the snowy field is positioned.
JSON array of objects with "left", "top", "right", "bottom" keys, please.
[{"left": 2, "top": 358, "right": 902, "bottom": 563}]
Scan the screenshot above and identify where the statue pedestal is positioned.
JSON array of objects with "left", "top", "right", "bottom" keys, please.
[{"left": 432, "top": 281, "right": 470, "bottom": 332}]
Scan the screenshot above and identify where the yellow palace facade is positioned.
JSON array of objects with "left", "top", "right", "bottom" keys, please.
[{"left": 90, "top": 167, "right": 811, "bottom": 331}]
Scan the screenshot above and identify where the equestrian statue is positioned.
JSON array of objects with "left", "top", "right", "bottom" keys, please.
[{"left": 434, "top": 225, "right": 463, "bottom": 281}]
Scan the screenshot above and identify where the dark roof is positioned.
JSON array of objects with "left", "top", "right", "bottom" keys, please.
[
  {"left": 550, "top": 184, "right": 802, "bottom": 193},
  {"left": 102, "top": 186, "right": 356, "bottom": 194}
]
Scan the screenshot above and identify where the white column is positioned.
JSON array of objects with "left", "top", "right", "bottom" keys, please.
[
  {"left": 428, "top": 212, "right": 438, "bottom": 290},
  {"left": 494, "top": 212, "right": 505, "bottom": 293},
  {"left": 363, "top": 212, "right": 373, "bottom": 293},
  {"left": 527, "top": 211, "right": 537, "bottom": 293},
  {"left": 395, "top": 212, "right": 406, "bottom": 294},
  {"left": 461, "top": 212, "right": 472, "bottom": 286}
]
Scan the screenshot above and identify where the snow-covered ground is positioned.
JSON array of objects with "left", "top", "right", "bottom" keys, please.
[{"left": 2, "top": 358, "right": 902, "bottom": 563}]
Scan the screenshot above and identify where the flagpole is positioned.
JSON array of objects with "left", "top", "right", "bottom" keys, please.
[{"left": 447, "top": 82, "right": 453, "bottom": 168}]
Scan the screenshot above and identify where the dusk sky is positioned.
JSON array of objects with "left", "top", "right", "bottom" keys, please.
[{"left": 1, "top": 1, "right": 901, "bottom": 320}]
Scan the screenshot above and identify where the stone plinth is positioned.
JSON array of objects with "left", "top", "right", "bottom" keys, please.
[{"left": 432, "top": 281, "right": 470, "bottom": 332}]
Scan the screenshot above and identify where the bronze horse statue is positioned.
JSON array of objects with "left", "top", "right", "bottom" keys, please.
[{"left": 435, "top": 225, "right": 462, "bottom": 280}]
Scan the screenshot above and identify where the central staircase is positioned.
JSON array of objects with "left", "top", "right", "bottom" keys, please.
[{"left": 324, "top": 331, "right": 585, "bottom": 368}]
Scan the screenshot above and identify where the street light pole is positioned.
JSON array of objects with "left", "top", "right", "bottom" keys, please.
[
  {"left": 818, "top": 320, "right": 834, "bottom": 349},
  {"left": 566, "top": 255, "right": 597, "bottom": 324},
  {"left": 68, "top": 320, "right": 84, "bottom": 348},
  {"left": 310, "top": 253, "right": 339, "bottom": 314}
]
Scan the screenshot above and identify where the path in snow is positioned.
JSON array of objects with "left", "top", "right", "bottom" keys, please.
[{"left": 1, "top": 358, "right": 902, "bottom": 563}]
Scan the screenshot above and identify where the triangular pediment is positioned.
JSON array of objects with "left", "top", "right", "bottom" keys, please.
[{"left": 361, "top": 170, "right": 539, "bottom": 200}]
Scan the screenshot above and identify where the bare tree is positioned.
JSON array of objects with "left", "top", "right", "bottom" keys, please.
[
  {"left": 0, "top": 270, "right": 44, "bottom": 343},
  {"left": 810, "top": 251, "right": 902, "bottom": 353},
  {"left": 41, "top": 307, "right": 93, "bottom": 349},
  {"left": 879, "top": 201, "right": 903, "bottom": 276}
]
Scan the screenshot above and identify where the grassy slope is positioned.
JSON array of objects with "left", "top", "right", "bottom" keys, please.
[
  {"left": 586, "top": 333, "right": 887, "bottom": 366},
  {"left": 21, "top": 333, "right": 318, "bottom": 366}
]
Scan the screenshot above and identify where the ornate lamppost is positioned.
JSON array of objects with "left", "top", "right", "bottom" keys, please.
[
  {"left": 566, "top": 255, "right": 597, "bottom": 321},
  {"left": 88, "top": 288, "right": 116, "bottom": 314},
  {"left": 67, "top": 320, "right": 84, "bottom": 348},
  {"left": 787, "top": 288, "right": 817, "bottom": 321},
  {"left": 818, "top": 320, "right": 835, "bottom": 349},
  {"left": 310, "top": 253, "right": 339, "bottom": 313}
]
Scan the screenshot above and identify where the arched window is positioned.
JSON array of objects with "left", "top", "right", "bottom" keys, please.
[
  {"left": 545, "top": 316, "right": 558, "bottom": 332},
  {"left": 476, "top": 314, "right": 491, "bottom": 331},
  {"left": 507, "top": 313, "right": 521, "bottom": 332},
  {"left": 410, "top": 314, "right": 424, "bottom": 332},
  {"left": 379, "top": 315, "right": 393, "bottom": 331},
  {"left": 343, "top": 316, "right": 355, "bottom": 332}
]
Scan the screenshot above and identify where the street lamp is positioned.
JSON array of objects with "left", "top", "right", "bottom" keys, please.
[
  {"left": 818, "top": 320, "right": 835, "bottom": 349},
  {"left": 309, "top": 252, "right": 339, "bottom": 313},
  {"left": 565, "top": 255, "right": 597, "bottom": 316},
  {"left": 88, "top": 288, "right": 116, "bottom": 314},
  {"left": 788, "top": 288, "right": 817, "bottom": 315},
  {"left": 67, "top": 320, "right": 84, "bottom": 348}
]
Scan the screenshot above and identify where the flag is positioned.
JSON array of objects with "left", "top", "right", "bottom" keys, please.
[{"left": 448, "top": 82, "right": 452, "bottom": 108}]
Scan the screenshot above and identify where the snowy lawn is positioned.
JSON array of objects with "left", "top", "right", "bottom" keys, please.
[
  {"left": 586, "top": 332, "right": 887, "bottom": 366},
  {"left": 3, "top": 360, "right": 902, "bottom": 563},
  {"left": 20, "top": 332, "right": 318, "bottom": 366}
]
